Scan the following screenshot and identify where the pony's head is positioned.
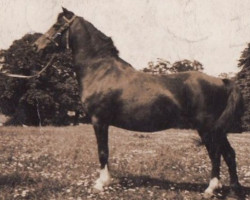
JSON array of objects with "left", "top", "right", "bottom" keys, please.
[
  {"left": 33, "top": 7, "right": 76, "bottom": 53},
  {"left": 34, "top": 8, "right": 119, "bottom": 58}
]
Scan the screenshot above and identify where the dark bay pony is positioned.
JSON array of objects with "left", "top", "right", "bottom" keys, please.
[{"left": 34, "top": 8, "right": 243, "bottom": 198}]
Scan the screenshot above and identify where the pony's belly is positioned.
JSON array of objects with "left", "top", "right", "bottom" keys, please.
[
  {"left": 111, "top": 114, "right": 183, "bottom": 132},
  {"left": 111, "top": 123, "right": 172, "bottom": 132}
]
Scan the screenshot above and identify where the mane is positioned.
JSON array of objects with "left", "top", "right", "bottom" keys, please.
[{"left": 80, "top": 18, "right": 119, "bottom": 57}]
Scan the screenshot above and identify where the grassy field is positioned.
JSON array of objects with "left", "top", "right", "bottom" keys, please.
[{"left": 0, "top": 125, "right": 249, "bottom": 200}]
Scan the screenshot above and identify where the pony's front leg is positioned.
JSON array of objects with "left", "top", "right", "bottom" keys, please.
[{"left": 93, "top": 122, "right": 111, "bottom": 192}]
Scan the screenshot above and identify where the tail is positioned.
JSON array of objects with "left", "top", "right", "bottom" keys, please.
[{"left": 214, "top": 79, "right": 243, "bottom": 134}]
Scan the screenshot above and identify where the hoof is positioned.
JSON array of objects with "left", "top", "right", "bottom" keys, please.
[
  {"left": 93, "top": 182, "right": 104, "bottom": 193},
  {"left": 204, "top": 177, "right": 222, "bottom": 199},
  {"left": 92, "top": 174, "right": 111, "bottom": 193},
  {"left": 217, "top": 182, "right": 223, "bottom": 189},
  {"left": 203, "top": 191, "right": 214, "bottom": 199},
  {"left": 228, "top": 185, "right": 244, "bottom": 200}
]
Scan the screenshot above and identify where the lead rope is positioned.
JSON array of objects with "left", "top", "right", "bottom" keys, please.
[{"left": 0, "top": 55, "right": 55, "bottom": 79}]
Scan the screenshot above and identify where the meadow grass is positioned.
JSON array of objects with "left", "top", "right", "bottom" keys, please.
[{"left": 0, "top": 125, "right": 249, "bottom": 199}]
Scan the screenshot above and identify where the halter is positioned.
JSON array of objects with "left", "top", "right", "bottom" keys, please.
[
  {"left": 44, "top": 15, "right": 76, "bottom": 48},
  {"left": 0, "top": 16, "right": 77, "bottom": 79}
]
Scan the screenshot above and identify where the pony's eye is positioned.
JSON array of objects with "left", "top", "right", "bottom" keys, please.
[{"left": 53, "top": 24, "right": 61, "bottom": 29}]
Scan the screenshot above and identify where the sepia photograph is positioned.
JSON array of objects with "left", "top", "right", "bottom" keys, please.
[{"left": 0, "top": 0, "right": 250, "bottom": 199}]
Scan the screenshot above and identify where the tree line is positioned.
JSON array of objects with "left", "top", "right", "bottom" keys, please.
[
  {"left": 142, "top": 58, "right": 203, "bottom": 75},
  {"left": 0, "top": 33, "right": 231, "bottom": 126}
]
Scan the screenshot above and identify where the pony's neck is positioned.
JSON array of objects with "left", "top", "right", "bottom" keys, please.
[
  {"left": 70, "top": 17, "right": 118, "bottom": 68},
  {"left": 70, "top": 21, "right": 92, "bottom": 65}
]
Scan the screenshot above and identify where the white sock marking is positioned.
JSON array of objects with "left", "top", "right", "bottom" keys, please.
[
  {"left": 93, "top": 165, "right": 111, "bottom": 191},
  {"left": 205, "top": 177, "right": 222, "bottom": 195}
]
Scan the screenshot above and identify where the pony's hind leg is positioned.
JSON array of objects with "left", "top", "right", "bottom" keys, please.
[
  {"left": 92, "top": 122, "right": 111, "bottom": 192},
  {"left": 221, "top": 136, "right": 242, "bottom": 196},
  {"left": 199, "top": 131, "right": 222, "bottom": 198}
]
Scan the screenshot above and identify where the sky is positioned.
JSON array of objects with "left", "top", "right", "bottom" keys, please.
[{"left": 1, "top": 0, "right": 250, "bottom": 76}]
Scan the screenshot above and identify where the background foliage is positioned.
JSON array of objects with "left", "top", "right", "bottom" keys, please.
[
  {"left": 142, "top": 58, "right": 203, "bottom": 75},
  {"left": 0, "top": 33, "right": 249, "bottom": 131},
  {"left": 236, "top": 43, "right": 250, "bottom": 131},
  {"left": 0, "top": 33, "right": 204, "bottom": 126},
  {"left": 0, "top": 33, "right": 83, "bottom": 126}
]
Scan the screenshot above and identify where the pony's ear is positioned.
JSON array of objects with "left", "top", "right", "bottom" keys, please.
[
  {"left": 62, "top": 7, "right": 75, "bottom": 18},
  {"left": 62, "top": 7, "right": 69, "bottom": 13}
]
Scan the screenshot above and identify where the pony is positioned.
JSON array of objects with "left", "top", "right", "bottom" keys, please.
[{"left": 34, "top": 8, "right": 244, "bottom": 198}]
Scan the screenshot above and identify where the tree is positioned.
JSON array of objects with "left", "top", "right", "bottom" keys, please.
[
  {"left": 236, "top": 43, "right": 250, "bottom": 131},
  {"left": 142, "top": 58, "right": 203, "bottom": 75},
  {"left": 218, "top": 72, "right": 236, "bottom": 79},
  {"left": 142, "top": 58, "right": 172, "bottom": 74},
  {"left": 0, "top": 33, "right": 83, "bottom": 126},
  {"left": 172, "top": 59, "right": 203, "bottom": 73}
]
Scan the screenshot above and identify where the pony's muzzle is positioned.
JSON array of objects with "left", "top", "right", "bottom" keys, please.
[{"left": 32, "top": 43, "right": 46, "bottom": 57}]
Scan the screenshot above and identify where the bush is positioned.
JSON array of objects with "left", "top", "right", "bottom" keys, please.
[{"left": 0, "top": 33, "right": 83, "bottom": 126}]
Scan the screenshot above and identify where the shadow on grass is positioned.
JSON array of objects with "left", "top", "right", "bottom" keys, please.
[
  {"left": 115, "top": 172, "right": 250, "bottom": 200},
  {"left": 0, "top": 172, "right": 67, "bottom": 198},
  {"left": 0, "top": 172, "right": 36, "bottom": 187}
]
